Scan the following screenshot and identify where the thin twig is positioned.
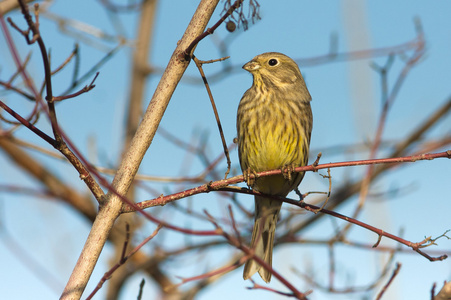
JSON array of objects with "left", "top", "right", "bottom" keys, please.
[
  {"left": 52, "top": 72, "right": 99, "bottom": 101},
  {"left": 123, "top": 150, "right": 451, "bottom": 212},
  {"left": 201, "top": 210, "right": 309, "bottom": 299},
  {"left": 247, "top": 278, "right": 312, "bottom": 299},
  {"left": 86, "top": 225, "right": 163, "bottom": 300},
  {"left": 13, "top": 2, "right": 63, "bottom": 142},
  {"left": 0, "top": 80, "right": 35, "bottom": 100},
  {"left": 375, "top": 263, "right": 401, "bottom": 300},
  {"left": 51, "top": 44, "right": 78, "bottom": 75},
  {"left": 137, "top": 279, "right": 145, "bottom": 300},
  {"left": 192, "top": 55, "right": 231, "bottom": 179},
  {"left": 0, "top": 101, "right": 55, "bottom": 145},
  {"left": 311, "top": 168, "right": 331, "bottom": 213}
]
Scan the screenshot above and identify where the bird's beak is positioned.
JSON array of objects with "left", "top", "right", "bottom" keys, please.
[{"left": 243, "top": 60, "right": 260, "bottom": 72}]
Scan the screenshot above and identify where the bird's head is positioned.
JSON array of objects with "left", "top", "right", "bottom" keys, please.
[{"left": 242, "top": 52, "right": 310, "bottom": 100}]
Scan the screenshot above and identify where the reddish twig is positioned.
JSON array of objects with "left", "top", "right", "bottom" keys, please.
[
  {"left": 52, "top": 72, "right": 99, "bottom": 101},
  {"left": 119, "top": 151, "right": 451, "bottom": 264},
  {"left": 299, "top": 204, "right": 447, "bottom": 262},
  {"left": 1, "top": 3, "right": 106, "bottom": 202},
  {"left": 123, "top": 150, "right": 451, "bottom": 212},
  {"left": 52, "top": 44, "right": 78, "bottom": 74},
  {"left": 203, "top": 210, "right": 310, "bottom": 299},
  {"left": 9, "top": 2, "right": 63, "bottom": 139},
  {"left": 228, "top": 205, "right": 242, "bottom": 241},
  {"left": 375, "top": 263, "right": 401, "bottom": 300},
  {"left": 0, "top": 101, "right": 55, "bottom": 146},
  {"left": 0, "top": 78, "right": 35, "bottom": 101},
  {"left": 279, "top": 236, "right": 451, "bottom": 257},
  {"left": 86, "top": 224, "right": 163, "bottom": 300},
  {"left": 247, "top": 278, "right": 312, "bottom": 299},
  {"left": 169, "top": 259, "right": 243, "bottom": 290}
]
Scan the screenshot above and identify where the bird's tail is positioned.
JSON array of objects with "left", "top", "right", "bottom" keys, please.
[{"left": 243, "top": 195, "right": 282, "bottom": 283}]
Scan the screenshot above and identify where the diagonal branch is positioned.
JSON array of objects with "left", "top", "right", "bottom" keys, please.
[{"left": 61, "top": 1, "right": 222, "bottom": 299}]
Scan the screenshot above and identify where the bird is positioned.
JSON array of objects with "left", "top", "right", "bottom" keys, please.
[{"left": 236, "top": 52, "right": 313, "bottom": 282}]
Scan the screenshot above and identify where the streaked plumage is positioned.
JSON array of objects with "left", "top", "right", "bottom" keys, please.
[{"left": 237, "top": 52, "right": 313, "bottom": 282}]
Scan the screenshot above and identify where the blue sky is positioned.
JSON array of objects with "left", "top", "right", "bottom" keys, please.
[{"left": 1, "top": 1, "right": 451, "bottom": 299}]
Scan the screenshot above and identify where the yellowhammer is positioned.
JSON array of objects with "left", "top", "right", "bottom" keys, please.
[{"left": 237, "top": 52, "right": 313, "bottom": 282}]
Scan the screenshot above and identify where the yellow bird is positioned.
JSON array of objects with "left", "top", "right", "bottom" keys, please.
[{"left": 237, "top": 52, "right": 313, "bottom": 282}]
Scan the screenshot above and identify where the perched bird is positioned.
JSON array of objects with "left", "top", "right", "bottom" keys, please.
[{"left": 237, "top": 52, "right": 313, "bottom": 282}]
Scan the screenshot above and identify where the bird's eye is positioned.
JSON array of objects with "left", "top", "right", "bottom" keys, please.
[{"left": 268, "top": 59, "right": 278, "bottom": 66}]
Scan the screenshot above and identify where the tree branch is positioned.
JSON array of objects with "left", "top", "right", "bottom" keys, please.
[
  {"left": 60, "top": 1, "right": 221, "bottom": 298},
  {"left": 123, "top": 150, "right": 451, "bottom": 212}
]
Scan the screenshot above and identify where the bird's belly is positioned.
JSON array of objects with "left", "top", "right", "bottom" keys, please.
[
  {"left": 246, "top": 121, "right": 300, "bottom": 171},
  {"left": 242, "top": 122, "right": 303, "bottom": 195}
]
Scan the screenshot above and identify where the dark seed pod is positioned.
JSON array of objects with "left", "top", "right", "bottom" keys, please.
[{"left": 226, "top": 20, "right": 236, "bottom": 32}]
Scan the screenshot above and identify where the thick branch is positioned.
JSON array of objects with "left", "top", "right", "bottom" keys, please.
[
  {"left": 0, "top": 0, "right": 35, "bottom": 15},
  {"left": 60, "top": 1, "right": 221, "bottom": 299}
]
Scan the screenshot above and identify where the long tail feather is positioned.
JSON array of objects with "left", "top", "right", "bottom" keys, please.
[{"left": 243, "top": 195, "right": 282, "bottom": 283}]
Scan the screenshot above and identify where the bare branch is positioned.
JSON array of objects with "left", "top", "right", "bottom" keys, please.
[
  {"left": 61, "top": 1, "right": 222, "bottom": 298},
  {"left": 192, "top": 55, "right": 231, "bottom": 178},
  {"left": 375, "top": 263, "right": 401, "bottom": 300},
  {"left": 86, "top": 224, "right": 162, "bottom": 300},
  {"left": 124, "top": 150, "right": 451, "bottom": 211}
]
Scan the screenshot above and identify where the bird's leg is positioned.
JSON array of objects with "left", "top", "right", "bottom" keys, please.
[
  {"left": 281, "top": 164, "right": 296, "bottom": 181},
  {"left": 243, "top": 168, "right": 257, "bottom": 187}
]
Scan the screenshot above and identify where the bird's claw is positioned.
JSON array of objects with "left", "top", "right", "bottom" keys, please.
[
  {"left": 243, "top": 168, "right": 257, "bottom": 187},
  {"left": 281, "top": 164, "right": 296, "bottom": 181}
]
